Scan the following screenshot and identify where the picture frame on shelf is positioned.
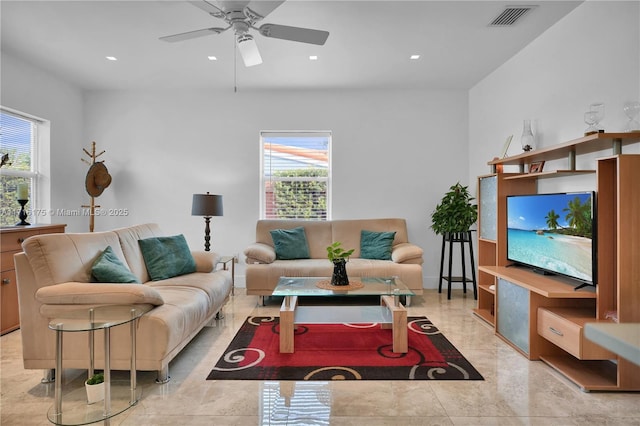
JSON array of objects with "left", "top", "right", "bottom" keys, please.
[
  {"left": 499, "top": 135, "right": 514, "bottom": 158},
  {"left": 529, "top": 161, "right": 545, "bottom": 173}
]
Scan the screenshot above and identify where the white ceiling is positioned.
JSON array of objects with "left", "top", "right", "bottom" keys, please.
[{"left": 1, "top": 1, "right": 583, "bottom": 92}]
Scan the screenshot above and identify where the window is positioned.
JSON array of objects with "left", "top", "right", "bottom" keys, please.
[
  {"left": 0, "top": 108, "right": 42, "bottom": 226},
  {"left": 261, "top": 131, "right": 331, "bottom": 220}
]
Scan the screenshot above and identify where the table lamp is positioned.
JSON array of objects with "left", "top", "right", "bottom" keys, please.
[{"left": 191, "top": 192, "right": 223, "bottom": 251}]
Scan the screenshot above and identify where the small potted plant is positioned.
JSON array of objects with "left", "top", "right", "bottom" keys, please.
[
  {"left": 85, "top": 372, "right": 105, "bottom": 404},
  {"left": 431, "top": 182, "right": 478, "bottom": 237},
  {"left": 326, "top": 242, "right": 354, "bottom": 286}
]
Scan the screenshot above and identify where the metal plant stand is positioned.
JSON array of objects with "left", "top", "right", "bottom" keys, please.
[{"left": 438, "top": 231, "right": 477, "bottom": 300}]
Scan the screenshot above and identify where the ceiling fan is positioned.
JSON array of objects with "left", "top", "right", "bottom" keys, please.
[{"left": 160, "top": 1, "right": 329, "bottom": 67}]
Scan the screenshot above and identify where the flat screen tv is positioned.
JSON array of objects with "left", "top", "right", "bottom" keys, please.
[{"left": 506, "top": 192, "right": 596, "bottom": 290}]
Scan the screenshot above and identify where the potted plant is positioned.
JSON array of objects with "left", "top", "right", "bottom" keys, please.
[
  {"left": 326, "top": 242, "right": 354, "bottom": 286},
  {"left": 431, "top": 182, "right": 478, "bottom": 237},
  {"left": 85, "top": 372, "right": 105, "bottom": 404}
]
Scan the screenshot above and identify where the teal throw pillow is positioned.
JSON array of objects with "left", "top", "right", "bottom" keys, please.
[
  {"left": 360, "top": 230, "right": 396, "bottom": 260},
  {"left": 270, "top": 227, "right": 310, "bottom": 260},
  {"left": 91, "top": 245, "right": 140, "bottom": 283},
  {"left": 138, "top": 234, "right": 196, "bottom": 281}
]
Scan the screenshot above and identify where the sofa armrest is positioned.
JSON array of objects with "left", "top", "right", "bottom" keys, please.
[
  {"left": 244, "top": 242, "right": 276, "bottom": 264},
  {"left": 35, "top": 282, "right": 164, "bottom": 306},
  {"left": 391, "top": 243, "right": 424, "bottom": 264},
  {"left": 191, "top": 251, "right": 221, "bottom": 273}
]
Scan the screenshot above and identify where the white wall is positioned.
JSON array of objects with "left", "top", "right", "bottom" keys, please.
[
  {"left": 83, "top": 88, "right": 468, "bottom": 288},
  {"left": 1, "top": 52, "right": 85, "bottom": 230},
  {"left": 469, "top": 1, "right": 640, "bottom": 195},
  {"left": 11, "top": 1, "right": 635, "bottom": 291}
]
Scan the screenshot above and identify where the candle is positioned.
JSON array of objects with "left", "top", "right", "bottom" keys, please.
[{"left": 17, "top": 183, "right": 29, "bottom": 200}]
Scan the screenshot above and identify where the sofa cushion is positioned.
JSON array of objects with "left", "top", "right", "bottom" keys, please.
[
  {"left": 255, "top": 220, "right": 332, "bottom": 259},
  {"left": 391, "top": 243, "right": 424, "bottom": 263},
  {"left": 244, "top": 243, "right": 276, "bottom": 264},
  {"left": 22, "top": 231, "right": 124, "bottom": 286},
  {"left": 139, "top": 234, "right": 196, "bottom": 281},
  {"left": 360, "top": 230, "right": 396, "bottom": 260},
  {"left": 191, "top": 251, "right": 221, "bottom": 272},
  {"left": 113, "top": 223, "right": 164, "bottom": 283},
  {"left": 35, "top": 282, "right": 164, "bottom": 306},
  {"left": 91, "top": 246, "right": 140, "bottom": 283},
  {"left": 270, "top": 227, "right": 311, "bottom": 260},
  {"left": 148, "top": 270, "right": 232, "bottom": 307}
]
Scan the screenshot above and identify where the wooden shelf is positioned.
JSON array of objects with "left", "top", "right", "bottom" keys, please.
[
  {"left": 479, "top": 266, "right": 596, "bottom": 299},
  {"left": 503, "top": 170, "right": 595, "bottom": 180},
  {"left": 472, "top": 308, "right": 494, "bottom": 325},
  {"left": 488, "top": 133, "right": 640, "bottom": 167},
  {"left": 476, "top": 151, "right": 640, "bottom": 391},
  {"left": 539, "top": 355, "right": 619, "bottom": 391},
  {"left": 478, "top": 283, "right": 495, "bottom": 295}
]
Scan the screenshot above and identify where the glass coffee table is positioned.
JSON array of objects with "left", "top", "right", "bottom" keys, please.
[{"left": 272, "top": 277, "right": 415, "bottom": 354}]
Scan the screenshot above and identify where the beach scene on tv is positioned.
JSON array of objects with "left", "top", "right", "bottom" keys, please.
[{"left": 507, "top": 193, "right": 594, "bottom": 283}]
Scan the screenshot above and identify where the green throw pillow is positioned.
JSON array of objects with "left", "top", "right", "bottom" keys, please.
[
  {"left": 91, "top": 245, "right": 140, "bottom": 283},
  {"left": 360, "top": 230, "right": 396, "bottom": 260},
  {"left": 138, "top": 234, "right": 196, "bottom": 281},
  {"left": 270, "top": 227, "right": 310, "bottom": 260}
]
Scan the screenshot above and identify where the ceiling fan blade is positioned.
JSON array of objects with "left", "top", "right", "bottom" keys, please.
[
  {"left": 160, "top": 27, "right": 226, "bottom": 43},
  {"left": 258, "top": 24, "right": 329, "bottom": 45},
  {"left": 237, "top": 34, "right": 262, "bottom": 67},
  {"left": 244, "top": 1, "right": 285, "bottom": 21},
  {"left": 188, "top": 1, "right": 226, "bottom": 18}
]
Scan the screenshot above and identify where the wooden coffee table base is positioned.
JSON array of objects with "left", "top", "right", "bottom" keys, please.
[{"left": 279, "top": 295, "right": 408, "bottom": 354}]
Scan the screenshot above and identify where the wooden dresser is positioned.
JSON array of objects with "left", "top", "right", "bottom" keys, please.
[{"left": 1, "top": 224, "right": 66, "bottom": 335}]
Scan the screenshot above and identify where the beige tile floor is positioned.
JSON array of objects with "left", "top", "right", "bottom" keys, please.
[{"left": 2, "top": 289, "right": 639, "bottom": 425}]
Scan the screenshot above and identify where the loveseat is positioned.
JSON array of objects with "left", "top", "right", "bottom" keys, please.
[
  {"left": 244, "top": 218, "right": 424, "bottom": 303},
  {"left": 14, "top": 223, "right": 232, "bottom": 383}
]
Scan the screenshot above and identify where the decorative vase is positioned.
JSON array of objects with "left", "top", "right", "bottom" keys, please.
[
  {"left": 85, "top": 380, "right": 105, "bottom": 405},
  {"left": 331, "top": 259, "right": 349, "bottom": 286},
  {"left": 520, "top": 119, "right": 535, "bottom": 152}
]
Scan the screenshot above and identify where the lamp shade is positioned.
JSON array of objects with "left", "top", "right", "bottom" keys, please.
[{"left": 191, "top": 193, "right": 223, "bottom": 217}]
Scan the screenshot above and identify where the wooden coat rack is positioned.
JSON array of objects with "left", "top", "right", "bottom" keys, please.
[{"left": 81, "top": 142, "right": 106, "bottom": 232}]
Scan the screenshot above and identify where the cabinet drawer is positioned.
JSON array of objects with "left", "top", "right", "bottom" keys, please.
[
  {"left": 538, "top": 308, "right": 615, "bottom": 360},
  {"left": 1, "top": 230, "right": 39, "bottom": 251},
  {"left": 1, "top": 269, "right": 20, "bottom": 334},
  {"left": 1, "top": 250, "right": 20, "bottom": 272},
  {"left": 538, "top": 308, "right": 581, "bottom": 357}
]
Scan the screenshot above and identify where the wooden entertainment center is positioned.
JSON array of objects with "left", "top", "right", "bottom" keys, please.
[{"left": 473, "top": 132, "right": 640, "bottom": 391}]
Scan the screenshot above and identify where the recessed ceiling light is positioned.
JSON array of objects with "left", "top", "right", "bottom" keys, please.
[
  {"left": 208, "top": 56, "right": 218, "bottom": 61},
  {"left": 309, "top": 55, "right": 318, "bottom": 60},
  {"left": 105, "top": 56, "right": 118, "bottom": 61},
  {"left": 410, "top": 55, "right": 420, "bottom": 60}
]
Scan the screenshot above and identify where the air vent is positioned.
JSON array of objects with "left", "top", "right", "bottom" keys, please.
[{"left": 490, "top": 6, "right": 536, "bottom": 26}]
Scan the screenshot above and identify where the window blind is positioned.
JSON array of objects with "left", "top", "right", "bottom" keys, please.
[
  {"left": 0, "top": 110, "right": 35, "bottom": 172},
  {"left": 1, "top": 108, "right": 39, "bottom": 226},
  {"left": 261, "top": 131, "right": 331, "bottom": 220}
]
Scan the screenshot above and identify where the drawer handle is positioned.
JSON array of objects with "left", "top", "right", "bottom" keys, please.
[
  {"left": 18, "top": 238, "right": 25, "bottom": 243},
  {"left": 2, "top": 278, "right": 10, "bottom": 285},
  {"left": 549, "top": 326, "right": 564, "bottom": 337}
]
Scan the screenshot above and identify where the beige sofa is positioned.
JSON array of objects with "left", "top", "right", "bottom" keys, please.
[
  {"left": 244, "top": 218, "right": 424, "bottom": 302},
  {"left": 14, "top": 223, "right": 232, "bottom": 383}
]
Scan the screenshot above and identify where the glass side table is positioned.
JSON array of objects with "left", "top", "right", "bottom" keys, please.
[
  {"left": 47, "top": 305, "right": 151, "bottom": 425},
  {"left": 218, "top": 255, "right": 236, "bottom": 295}
]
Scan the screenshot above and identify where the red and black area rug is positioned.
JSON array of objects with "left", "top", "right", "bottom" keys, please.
[{"left": 206, "top": 316, "right": 483, "bottom": 381}]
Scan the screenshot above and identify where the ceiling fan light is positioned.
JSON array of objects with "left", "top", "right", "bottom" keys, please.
[{"left": 237, "top": 34, "right": 262, "bottom": 67}]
